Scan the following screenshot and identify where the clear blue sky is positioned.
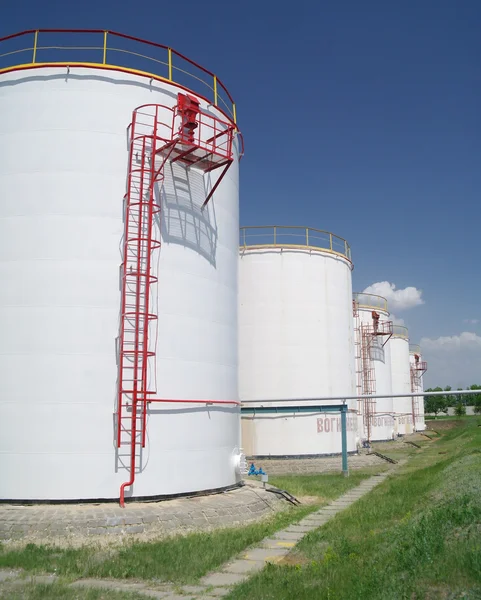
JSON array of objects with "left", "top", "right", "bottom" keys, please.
[{"left": 2, "top": 0, "right": 480, "bottom": 386}]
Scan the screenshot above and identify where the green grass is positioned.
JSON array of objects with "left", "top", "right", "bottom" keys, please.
[
  {"left": 372, "top": 447, "right": 417, "bottom": 462},
  {"left": 227, "top": 419, "right": 481, "bottom": 600},
  {"left": 0, "top": 472, "right": 368, "bottom": 585},
  {"left": 267, "top": 470, "right": 372, "bottom": 500},
  {"left": 0, "top": 582, "right": 147, "bottom": 600},
  {"left": 426, "top": 414, "right": 479, "bottom": 420}
]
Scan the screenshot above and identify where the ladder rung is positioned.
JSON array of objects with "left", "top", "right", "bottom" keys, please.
[{"left": 117, "top": 133, "right": 166, "bottom": 455}]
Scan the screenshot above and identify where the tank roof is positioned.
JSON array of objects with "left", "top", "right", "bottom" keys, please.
[{"left": 0, "top": 29, "right": 238, "bottom": 126}]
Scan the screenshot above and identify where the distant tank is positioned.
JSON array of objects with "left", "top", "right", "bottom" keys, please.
[
  {"left": 353, "top": 293, "right": 394, "bottom": 442},
  {"left": 409, "top": 345, "right": 428, "bottom": 431},
  {"left": 390, "top": 326, "right": 413, "bottom": 435},
  {"left": 239, "top": 226, "right": 357, "bottom": 457}
]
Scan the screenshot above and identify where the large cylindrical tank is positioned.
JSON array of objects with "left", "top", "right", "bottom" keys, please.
[
  {"left": 390, "top": 326, "right": 413, "bottom": 435},
  {"left": 409, "top": 345, "right": 426, "bottom": 431},
  {"left": 353, "top": 293, "right": 394, "bottom": 441},
  {"left": 239, "top": 226, "right": 357, "bottom": 457},
  {"left": 0, "top": 32, "right": 242, "bottom": 501}
]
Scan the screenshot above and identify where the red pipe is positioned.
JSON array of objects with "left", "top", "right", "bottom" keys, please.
[{"left": 119, "top": 398, "right": 139, "bottom": 507}]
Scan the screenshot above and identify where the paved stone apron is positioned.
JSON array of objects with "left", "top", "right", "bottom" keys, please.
[
  {"left": 0, "top": 453, "right": 389, "bottom": 544},
  {"left": 252, "top": 450, "right": 387, "bottom": 475},
  {"left": 0, "top": 484, "right": 285, "bottom": 544},
  {"left": 0, "top": 459, "right": 408, "bottom": 599}
]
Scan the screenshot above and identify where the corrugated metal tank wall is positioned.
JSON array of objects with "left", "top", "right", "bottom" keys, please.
[
  {"left": 390, "top": 326, "right": 413, "bottom": 435},
  {"left": 0, "top": 66, "right": 241, "bottom": 501},
  {"left": 239, "top": 227, "right": 357, "bottom": 457},
  {"left": 409, "top": 347, "right": 427, "bottom": 431}
]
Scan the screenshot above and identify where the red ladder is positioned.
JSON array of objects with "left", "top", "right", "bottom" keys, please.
[
  {"left": 116, "top": 102, "right": 235, "bottom": 506},
  {"left": 353, "top": 300, "right": 364, "bottom": 419},
  {"left": 360, "top": 322, "right": 376, "bottom": 441},
  {"left": 359, "top": 316, "right": 393, "bottom": 442},
  {"left": 117, "top": 106, "right": 178, "bottom": 506}
]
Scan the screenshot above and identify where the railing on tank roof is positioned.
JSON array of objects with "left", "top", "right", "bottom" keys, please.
[
  {"left": 0, "top": 29, "right": 239, "bottom": 126},
  {"left": 353, "top": 292, "right": 389, "bottom": 313},
  {"left": 409, "top": 344, "right": 421, "bottom": 354},
  {"left": 392, "top": 325, "right": 409, "bottom": 340},
  {"left": 239, "top": 226, "right": 352, "bottom": 262}
]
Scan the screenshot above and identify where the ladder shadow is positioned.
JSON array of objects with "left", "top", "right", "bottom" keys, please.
[
  {"left": 158, "top": 162, "right": 218, "bottom": 267},
  {"left": 371, "top": 338, "right": 386, "bottom": 363}
]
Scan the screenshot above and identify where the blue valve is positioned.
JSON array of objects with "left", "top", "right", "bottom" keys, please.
[{"left": 247, "top": 463, "right": 266, "bottom": 476}]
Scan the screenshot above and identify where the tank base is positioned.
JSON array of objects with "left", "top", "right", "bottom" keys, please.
[
  {"left": 0, "top": 482, "right": 243, "bottom": 506},
  {"left": 246, "top": 451, "right": 359, "bottom": 460}
]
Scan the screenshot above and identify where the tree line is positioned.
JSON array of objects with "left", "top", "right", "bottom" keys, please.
[{"left": 424, "top": 384, "right": 481, "bottom": 416}]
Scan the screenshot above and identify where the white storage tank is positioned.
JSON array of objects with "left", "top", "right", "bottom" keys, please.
[
  {"left": 409, "top": 345, "right": 427, "bottom": 431},
  {"left": 239, "top": 226, "right": 358, "bottom": 457},
  {"left": 353, "top": 293, "right": 394, "bottom": 442},
  {"left": 0, "top": 30, "right": 242, "bottom": 502},
  {"left": 389, "top": 326, "right": 413, "bottom": 435}
]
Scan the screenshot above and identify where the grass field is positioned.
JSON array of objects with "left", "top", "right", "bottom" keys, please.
[
  {"left": 4, "top": 422, "right": 479, "bottom": 599},
  {"left": 226, "top": 419, "right": 481, "bottom": 599},
  {"left": 0, "top": 470, "right": 371, "bottom": 594},
  {"left": 0, "top": 582, "right": 149, "bottom": 600},
  {"left": 426, "top": 414, "right": 479, "bottom": 420}
]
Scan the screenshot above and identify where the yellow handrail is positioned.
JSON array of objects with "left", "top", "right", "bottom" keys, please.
[
  {"left": 32, "top": 30, "right": 38, "bottom": 63},
  {"left": 102, "top": 31, "right": 107, "bottom": 64},
  {"left": 239, "top": 226, "right": 352, "bottom": 262},
  {"left": 0, "top": 29, "right": 237, "bottom": 124},
  {"left": 168, "top": 47, "right": 172, "bottom": 81},
  {"left": 392, "top": 325, "right": 409, "bottom": 339},
  {"left": 353, "top": 292, "right": 389, "bottom": 313}
]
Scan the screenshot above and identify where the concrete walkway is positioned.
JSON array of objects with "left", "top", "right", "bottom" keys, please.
[
  {"left": 192, "top": 469, "right": 397, "bottom": 598},
  {"left": 0, "top": 463, "right": 405, "bottom": 599}
]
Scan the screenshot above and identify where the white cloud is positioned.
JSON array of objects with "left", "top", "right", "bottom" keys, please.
[
  {"left": 391, "top": 314, "right": 405, "bottom": 326},
  {"left": 362, "top": 281, "right": 424, "bottom": 312},
  {"left": 420, "top": 332, "right": 481, "bottom": 388},
  {"left": 463, "top": 319, "right": 479, "bottom": 325}
]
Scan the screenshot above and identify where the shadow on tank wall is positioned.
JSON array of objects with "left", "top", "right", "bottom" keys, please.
[
  {"left": 156, "top": 162, "right": 218, "bottom": 267},
  {"left": 1, "top": 72, "right": 220, "bottom": 267},
  {"left": 371, "top": 338, "right": 386, "bottom": 363}
]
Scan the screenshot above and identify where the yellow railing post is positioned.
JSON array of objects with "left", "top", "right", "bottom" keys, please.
[
  {"left": 232, "top": 103, "right": 237, "bottom": 124},
  {"left": 103, "top": 31, "right": 108, "bottom": 65},
  {"left": 330, "top": 233, "right": 333, "bottom": 251},
  {"left": 32, "top": 30, "right": 38, "bottom": 64},
  {"left": 273, "top": 227, "right": 277, "bottom": 245},
  {"left": 168, "top": 48, "right": 172, "bottom": 81},
  {"left": 345, "top": 240, "right": 348, "bottom": 256},
  {"left": 306, "top": 228, "right": 309, "bottom": 246},
  {"left": 213, "top": 75, "right": 218, "bottom": 106}
]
